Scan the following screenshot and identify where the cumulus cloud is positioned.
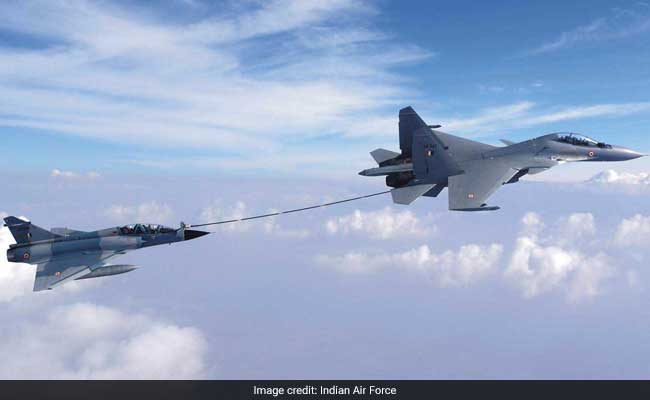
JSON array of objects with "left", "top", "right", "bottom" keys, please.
[
  {"left": 587, "top": 170, "right": 650, "bottom": 185},
  {"left": 0, "top": 303, "right": 207, "bottom": 379},
  {"left": 505, "top": 213, "right": 612, "bottom": 303},
  {"left": 614, "top": 214, "right": 650, "bottom": 246},
  {"left": 325, "top": 207, "right": 435, "bottom": 239},
  {"left": 317, "top": 243, "right": 503, "bottom": 287},
  {"left": 104, "top": 202, "right": 174, "bottom": 224},
  {"left": 51, "top": 169, "right": 101, "bottom": 180},
  {"left": 556, "top": 213, "right": 597, "bottom": 242}
]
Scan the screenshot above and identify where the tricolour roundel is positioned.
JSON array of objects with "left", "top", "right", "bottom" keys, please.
[
  {"left": 23, "top": 253, "right": 30, "bottom": 260},
  {"left": 588, "top": 151, "right": 595, "bottom": 157}
]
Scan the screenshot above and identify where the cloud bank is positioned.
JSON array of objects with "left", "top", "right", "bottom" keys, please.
[{"left": 0, "top": 303, "right": 207, "bottom": 379}]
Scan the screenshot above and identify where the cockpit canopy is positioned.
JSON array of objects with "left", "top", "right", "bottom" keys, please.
[
  {"left": 119, "top": 224, "right": 176, "bottom": 235},
  {"left": 552, "top": 133, "right": 612, "bottom": 149}
]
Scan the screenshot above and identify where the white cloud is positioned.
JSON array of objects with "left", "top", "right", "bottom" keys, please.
[
  {"left": 104, "top": 202, "right": 174, "bottom": 224},
  {"left": 529, "top": 7, "right": 650, "bottom": 54},
  {"left": 587, "top": 170, "right": 650, "bottom": 185},
  {"left": 0, "top": 303, "right": 207, "bottom": 379},
  {"left": 317, "top": 243, "right": 503, "bottom": 287},
  {"left": 505, "top": 213, "right": 612, "bottom": 303},
  {"left": 556, "top": 213, "right": 597, "bottom": 242},
  {"left": 614, "top": 214, "right": 650, "bottom": 246},
  {"left": 51, "top": 169, "right": 100, "bottom": 180},
  {"left": 325, "top": 207, "right": 435, "bottom": 239},
  {"left": 0, "top": 225, "right": 35, "bottom": 303},
  {"left": 0, "top": 0, "right": 429, "bottom": 159}
]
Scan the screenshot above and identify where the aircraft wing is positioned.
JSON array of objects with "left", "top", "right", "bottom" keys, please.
[
  {"left": 33, "top": 251, "right": 121, "bottom": 292},
  {"left": 448, "top": 160, "right": 519, "bottom": 211}
]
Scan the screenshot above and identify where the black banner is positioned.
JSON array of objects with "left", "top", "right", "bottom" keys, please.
[{"left": 3, "top": 381, "right": 650, "bottom": 400}]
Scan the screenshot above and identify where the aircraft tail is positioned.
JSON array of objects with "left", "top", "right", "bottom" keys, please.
[
  {"left": 390, "top": 109, "right": 464, "bottom": 205},
  {"left": 3, "top": 216, "right": 61, "bottom": 244},
  {"left": 399, "top": 106, "right": 428, "bottom": 157},
  {"left": 411, "top": 116, "right": 463, "bottom": 183}
]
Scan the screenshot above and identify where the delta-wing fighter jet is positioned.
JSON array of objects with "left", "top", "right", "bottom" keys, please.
[
  {"left": 359, "top": 106, "right": 645, "bottom": 211},
  {"left": 3, "top": 216, "right": 208, "bottom": 291}
]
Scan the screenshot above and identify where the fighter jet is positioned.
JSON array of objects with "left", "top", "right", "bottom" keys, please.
[
  {"left": 3, "top": 216, "right": 209, "bottom": 292},
  {"left": 359, "top": 106, "right": 645, "bottom": 211}
]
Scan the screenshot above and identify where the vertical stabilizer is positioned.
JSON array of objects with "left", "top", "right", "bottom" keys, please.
[
  {"left": 399, "top": 106, "right": 428, "bottom": 157},
  {"left": 412, "top": 127, "right": 464, "bottom": 183},
  {"left": 3, "top": 216, "right": 60, "bottom": 244}
]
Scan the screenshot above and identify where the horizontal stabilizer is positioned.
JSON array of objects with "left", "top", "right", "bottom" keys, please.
[
  {"left": 500, "top": 139, "right": 516, "bottom": 146},
  {"left": 370, "top": 148, "right": 400, "bottom": 164},
  {"left": 391, "top": 184, "right": 435, "bottom": 205}
]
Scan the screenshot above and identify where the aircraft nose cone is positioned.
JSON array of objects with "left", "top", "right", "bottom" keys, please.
[
  {"left": 184, "top": 229, "right": 209, "bottom": 241},
  {"left": 612, "top": 146, "right": 646, "bottom": 161}
]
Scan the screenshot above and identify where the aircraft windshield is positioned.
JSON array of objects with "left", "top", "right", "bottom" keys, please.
[
  {"left": 119, "top": 224, "right": 176, "bottom": 235},
  {"left": 554, "top": 133, "right": 611, "bottom": 148}
]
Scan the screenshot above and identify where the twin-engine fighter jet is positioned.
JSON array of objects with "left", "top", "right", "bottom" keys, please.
[
  {"left": 359, "top": 107, "right": 645, "bottom": 211},
  {"left": 3, "top": 216, "right": 208, "bottom": 292}
]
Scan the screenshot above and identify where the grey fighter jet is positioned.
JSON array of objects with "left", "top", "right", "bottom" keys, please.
[
  {"left": 3, "top": 216, "right": 208, "bottom": 292},
  {"left": 359, "top": 106, "right": 645, "bottom": 211}
]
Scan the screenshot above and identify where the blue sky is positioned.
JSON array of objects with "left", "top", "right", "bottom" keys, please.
[
  {"left": 2, "top": 0, "right": 650, "bottom": 380},
  {"left": 1, "top": 0, "right": 649, "bottom": 178}
]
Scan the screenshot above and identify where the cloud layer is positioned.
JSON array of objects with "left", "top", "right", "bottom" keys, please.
[
  {"left": 317, "top": 210, "right": 644, "bottom": 303},
  {"left": 317, "top": 243, "right": 503, "bottom": 287},
  {"left": 0, "top": 303, "right": 207, "bottom": 379}
]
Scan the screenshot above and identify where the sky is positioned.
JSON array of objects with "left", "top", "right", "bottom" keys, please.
[{"left": 1, "top": 0, "right": 650, "bottom": 379}]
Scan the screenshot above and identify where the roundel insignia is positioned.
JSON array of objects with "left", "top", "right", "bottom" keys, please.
[
  {"left": 588, "top": 151, "right": 595, "bottom": 157},
  {"left": 468, "top": 193, "right": 475, "bottom": 199},
  {"left": 23, "top": 253, "right": 30, "bottom": 260}
]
